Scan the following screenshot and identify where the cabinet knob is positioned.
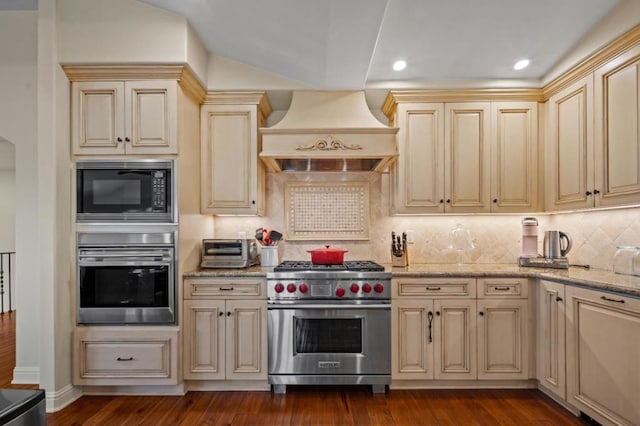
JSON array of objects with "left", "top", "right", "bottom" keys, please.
[
  {"left": 439, "top": 199, "right": 444, "bottom": 204},
  {"left": 593, "top": 189, "right": 600, "bottom": 195},
  {"left": 117, "top": 137, "right": 123, "bottom": 143},
  {"left": 556, "top": 296, "right": 563, "bottom": 302},
  {"left": 436, "top": 311, "right": 440, "bottom": 316},
  {"left": 493, "top": 199, "right": 498, "bottom": 203},
  {"left": 586, "top": 191, "right": 592, "bottom": 196},
  {"left": 252, "top": 200, "right": 256, "bottom": 205},
  {"left": 479, "top": 311, "right": 485, "bottom": 316},
  {"left": 227, "top": 311, "right": 232, "bottom": 316},
  {"left": 446, "top": 199, "right": 451, "bottom": 204},
  {"left": 219, "top": 312, "right": 224, "bottom": 317},
  {"left": 125, "top": 137, "right": 130, "bottom": 142}
]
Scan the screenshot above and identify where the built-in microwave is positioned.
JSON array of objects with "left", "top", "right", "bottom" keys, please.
[{"left": 76, "top": 159, "right": 176, "bottom": 223}]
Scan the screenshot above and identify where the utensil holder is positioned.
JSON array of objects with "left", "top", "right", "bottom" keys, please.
[
  {"left": 261, "top": 246, "right": 280, "bottom": 267},
  {"left": 391, "top": 251, "right": 408, "bottom": 267}
]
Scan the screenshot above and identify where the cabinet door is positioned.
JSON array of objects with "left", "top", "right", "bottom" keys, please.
[
  {"left": 183, "top": 299, "right": 225, "bottom": 380},
  {"left": 491, "top": 102, "right": 538, "bottom": 212},
  {"left": 594, "top": 46, "right": 640, "bottom": 207},
  {"left": 392, "top": 300, "right": 434, "bottom": 379},
  {"left": 537, "top": 280, "right": 566, "bottom": 400},
  {"left": 477, "top": 299, "right": 528, "bottom": 380},
  {"left": 71, "top": 81, "right": 125, "bottom": 155},
  {"left": 445, "top": 103, "right": 491, "bottom": 212},
  {"left": 201, "top": 104, "right": 261, "bottom": 215},
  {"left": 546, "top": 76, "right": 594, "bottom": 210},
  {"left": 433, "top": 299, "right": 476, "bottom": 380},
  {"left": 566, "top": 286, "right": 640, "bottom": 426},
  {"left": 225, "top": 299, "right": 267, "bottom": 380},
  {"left": 391, "top": 103, "right": 445, "bottom": 213},
  {"left": 124, "top": 80, "right": 178, "bottom": 155}
]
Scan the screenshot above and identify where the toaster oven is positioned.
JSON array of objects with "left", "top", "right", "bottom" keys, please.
[{"left": 200, "top": 239, "right": 259, "bottom": 268}]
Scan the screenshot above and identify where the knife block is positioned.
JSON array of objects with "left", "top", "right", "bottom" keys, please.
[{"left": 391, "top": 250, "right": 408, "bottom": 267}]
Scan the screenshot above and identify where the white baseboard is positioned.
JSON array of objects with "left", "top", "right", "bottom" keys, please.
[
  {"left": 12, "top": 366, "right": 39, "bottom": 384},
  {"left": 46, "top": 384, "right": 83, "bottom": 413},
  {"left": 80, "top": 383, "right": 186, "bottom": 396}
]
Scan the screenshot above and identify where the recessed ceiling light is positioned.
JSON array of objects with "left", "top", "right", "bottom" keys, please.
[
  {"left": 513, "top": 59, "right": 530, "bottom": 70},
  {"left": 393, "top": 60, "right": 407, "bottom": 71}
]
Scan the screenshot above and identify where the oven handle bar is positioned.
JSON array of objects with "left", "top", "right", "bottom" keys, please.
[{"left": 268, "top": 303, "right": 391, "bottom": 310}]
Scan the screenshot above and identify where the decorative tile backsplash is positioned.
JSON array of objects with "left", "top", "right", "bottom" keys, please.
[{"left": 213, "top": 172, "right": 640, "bottom": 271}]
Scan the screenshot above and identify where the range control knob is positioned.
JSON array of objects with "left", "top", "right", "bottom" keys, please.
[
  {"left": 350, "top": 283, "right": 360, "bottom": 293},
  {"left": 374, "top": 283, "right": 384, "bottom": 293},
  {"left": 362, "top": 283, "right": 372, "bottom": 293},
  {"left": 286, "top": 283, "right": 297, "bottom": 293},
  {"left": 299, "top": 283, "right": 309, "bottom": 293},
  {"left": 336, "top": 287, "right": 346, "bottom": 298},
  {"left": 274, "top": 283, "right": 284, "bottom": 293}
]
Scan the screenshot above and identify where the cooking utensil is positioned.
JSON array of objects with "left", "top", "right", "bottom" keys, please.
[
  {"left": 268, "top": 230, "right": 283, "bottom": 245},
  {"left": 307, "top": 245, "right": 348, "bottom": 265},
  {"left": 255, "top": 227, "right": 265, "bottom": 245}
]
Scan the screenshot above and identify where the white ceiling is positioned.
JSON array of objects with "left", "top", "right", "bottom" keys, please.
[{"left": 140, "top": 0, "right": 620, "bottom": 89}]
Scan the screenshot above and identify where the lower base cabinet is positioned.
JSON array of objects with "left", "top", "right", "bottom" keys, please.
[
  {"left": 565, "top": 286, "right": 640, "bottom": 426},
  {"left": 73, "top": 326, "right": 179, "bottom": 386},
  {"left": 537, "top": 280, "right": 566, "bottom": 400},
  {"left": 182, "top": 278, "right": 267, "bottom": 383}
]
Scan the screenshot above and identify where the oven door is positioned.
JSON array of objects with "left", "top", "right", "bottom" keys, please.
[
  {"left": 76, "top": 160, "right": 174, "bottom": 223},
  {"left": 268, "top": 301, "right": 391, "bottom": 377},
  {"left": 77, "top": 246, "right": 175, "bottom": 324}
]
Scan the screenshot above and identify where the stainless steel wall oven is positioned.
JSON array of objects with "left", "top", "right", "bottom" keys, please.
[
  {"left": 77, "top": 231, "right": 177, "bottom": 325},
  {"left": 76, "top": 159, "right": 176, "bottom": 223}
]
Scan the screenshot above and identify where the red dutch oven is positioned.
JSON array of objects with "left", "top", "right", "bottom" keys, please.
[{"left": 307, "top": 245, "right": 348, "bottom": 265}]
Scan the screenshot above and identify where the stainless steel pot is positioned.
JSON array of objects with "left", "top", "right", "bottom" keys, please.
[{"left": 543, "top": 230, "right": 572, "bottom": 259}]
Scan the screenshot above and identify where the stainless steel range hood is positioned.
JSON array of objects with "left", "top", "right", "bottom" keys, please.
[{"left": 260, "top": 91, "right": 398, "bottom": 172}]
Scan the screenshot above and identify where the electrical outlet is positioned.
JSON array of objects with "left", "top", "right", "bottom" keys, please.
[{"left": 406, "top": 230, "right": 415, "bottom": 243}]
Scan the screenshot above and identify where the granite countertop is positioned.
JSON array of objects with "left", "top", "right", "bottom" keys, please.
[{"left": 184, "top": 263, "right": 640, "bottom": 298}]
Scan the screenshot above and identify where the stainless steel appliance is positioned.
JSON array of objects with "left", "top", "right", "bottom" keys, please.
[
  {"left": 267, "top": 260, "right": 391, "bottom": 394},
  {"left": 200, "top": 239, "right": 259, "bottom": 268},
  {"left": 76, "top": 159, "right": 176, "bottom": 223},
  {"left": 77, "top": 231, "right": 177, "bottom": 324},
  {"left": 0, "top": 389, "right": 45, "bottom": 426},
  {"left": 543, "top": 230, "right": 572, "bottom": 259}
]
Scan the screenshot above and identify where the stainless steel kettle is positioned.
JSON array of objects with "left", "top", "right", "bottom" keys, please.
[{"left": 543, "top": 230, "right": 572, "bottom": 259}]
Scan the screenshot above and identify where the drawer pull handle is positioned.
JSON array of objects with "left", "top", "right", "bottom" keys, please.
[
  {"left": 427, "top": 311, "right": 434, "bottom": 343},
  {"left": 425, "top": 287, "right": 441, "bottom": 291},
  {"left": 601, "top": 296, "right": 625, "bottom": 304},
  {"left": 117, "top": 357, "right": 134, "bottom": 361},
  {"left": 493, "top": 286, "right": 511, "bottom": 291},
  {"left": 219, "top": 287, "right": 235, "bottom": 291}
]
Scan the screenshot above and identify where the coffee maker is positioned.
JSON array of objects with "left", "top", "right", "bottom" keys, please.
[{"left": 518, "top": 219, "right": 572, "bottom": 269}]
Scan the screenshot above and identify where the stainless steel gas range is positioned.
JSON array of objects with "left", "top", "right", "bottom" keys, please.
[{"left": 267, "top": 261, "right": 391, "bottom": 394}]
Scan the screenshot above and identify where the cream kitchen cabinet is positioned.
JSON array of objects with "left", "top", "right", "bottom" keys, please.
[
  {"left": 476, "top": 278, "right": 530, "bottom": 380},
  {"left": 71, "top": 80, "right": 178, "bottom": 155},
  {"left": 383, "top": 94, "right": 538, "bottom": 214},
  {"left": 183, "top": 277, "right": 267, "bottom": 381},
  {"left": 536, "top": 280, "right": 566, "bottom": 400},
  {"left": 392, "top": 278, "right": 477, "bottom": 380},
  {"left": 565, "top": 285, "right": 640, "bottom": 426},
  {"left": 73, "top": 326, "right": 179, "bottom": 386},
  {"left": 200, "top": 92, "right": 272, "bottom": 215},
  {"left": 594, "top": 44, "right": 640, "bottom": 207}
]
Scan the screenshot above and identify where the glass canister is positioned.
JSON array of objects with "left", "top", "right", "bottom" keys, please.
[{"left": 613, "top": 246, "right": 636, "bottom": 275}]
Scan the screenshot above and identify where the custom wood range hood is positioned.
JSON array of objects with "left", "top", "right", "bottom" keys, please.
[{"left": 259, "top": 91, "right": 399, "bottom": 172}]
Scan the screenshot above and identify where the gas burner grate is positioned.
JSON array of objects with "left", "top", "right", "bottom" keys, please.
[{"left": 273, "top": 260, "right": 385, "bottom": 272}]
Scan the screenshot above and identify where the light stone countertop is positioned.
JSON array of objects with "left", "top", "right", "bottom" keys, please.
[{"left": 184, "top": 263, "right": 640, "bottom": 298}]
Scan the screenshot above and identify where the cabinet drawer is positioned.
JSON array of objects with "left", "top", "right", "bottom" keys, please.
[
  {"left": 185, "top": 278, "right": 266, "bottom": 299},
  {"left": 74, "top": 327, "right": 178, "bottom": 385},
  {"left": 395, "top": 278, "right": 476, "bottom": 298},
  {"left": 478, "top": 278, "right": 528, "bottom": 298}
]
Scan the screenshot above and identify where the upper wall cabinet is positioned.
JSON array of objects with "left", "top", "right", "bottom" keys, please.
[
  {"left": 545, "top": 76, "right": 594, "bottom": 211},
  {"left": 594, "top": 44, "right": 640, "bottom": 208},
  {"left": 200, "top": 92, "right": 272, "bottom": 216},
  {"left": 545, "top": 43, "right": 640, "bottom": 211},
  {"left": 64, "top": 66, "right": 206, "bottom": 157},
  {"left": 384, "top": 94, "right": 539, "bottom": 214}
]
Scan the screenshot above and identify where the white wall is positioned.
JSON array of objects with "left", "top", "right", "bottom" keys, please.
[
  {"left": 0, "top": 10, "right": 40, "bottom": 384},
  {"left": 57, "top": 0, "right": 208, "bottom": 84},
  {"left": 0, "top": 169, "right": 15, "bottom": 253}
]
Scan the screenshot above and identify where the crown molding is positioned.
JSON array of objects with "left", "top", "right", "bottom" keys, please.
[
  {"left": 203, "top": 92, "right": 273, "bottom": 118},
  {"left": 382, "top": 89, "right": 543, "bottom": 117},
  {"left": 542, "top": 24, "right": 640, "bottom": 100}
]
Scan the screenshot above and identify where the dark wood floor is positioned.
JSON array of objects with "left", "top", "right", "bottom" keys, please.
[{"left": 2, "top": 311, "right": 590, "bottom": 425}]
